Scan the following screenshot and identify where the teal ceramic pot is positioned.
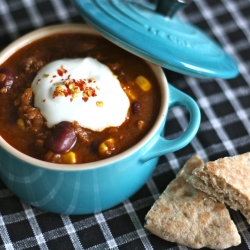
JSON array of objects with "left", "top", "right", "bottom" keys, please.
[{"left": 0, "top": 24, "right": 200, "bottom": 214}]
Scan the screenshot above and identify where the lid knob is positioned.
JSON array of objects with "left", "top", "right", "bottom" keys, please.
[{"left": 156, "top": 0, "right": 192, "bottom": 18}]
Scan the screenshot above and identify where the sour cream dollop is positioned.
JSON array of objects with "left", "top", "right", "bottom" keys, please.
[{"left": 31, "top": 58, "right": 130, "bottom": 131}]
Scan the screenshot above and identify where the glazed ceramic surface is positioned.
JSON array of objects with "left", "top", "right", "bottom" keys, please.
[
  {"left": 0, "top": 24, "right": 200, "bottom": 214},
  {"left": 72, "top": 0, "right": 239, "bottom": 79}
]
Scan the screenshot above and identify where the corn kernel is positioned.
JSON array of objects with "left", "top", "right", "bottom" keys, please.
[
  {"left": 135, "top": 76, "right": 152, "bottom": 91},
  {"left": 137, "top": 120, "right": 145, "bottom": 130},
  {"left": 17, "top": 118, "right": 25, "bottom": 130},
  {"left": 99, "top": 138, "right": 115, "bottom": 157},
  {"left": 121, "top": 84, "right": 137, "bottom": 100},
  {"left": 61, "top": 151, "right": 77, "bottom": 164}
]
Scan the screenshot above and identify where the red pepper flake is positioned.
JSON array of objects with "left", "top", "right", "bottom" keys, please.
[
  {"left": 87, "top": 78, "right": 96, "bottom": 83},
  {"left": 52, "top": 77, "right": 97, "bottom": 102},
  {"left": 57, "top": 65, "right": 67, "bottom": 77},
  {"left": 57, "top": 69, "right": 63, "bottom": 77},
  {"left": 42, "top": 99, "right": 46, "bottom": 102},
  {"left": 96, "top": 101, "right": 104, "bottom": 107},
  {"left": 119, "top": 135, "right": 124, "bottom": 140},
  {"left": 53, "top": 75, "right": 57, "bottom": 78},
  {"left": 36, "top": 79, "right": 41, "bottom": 84}
]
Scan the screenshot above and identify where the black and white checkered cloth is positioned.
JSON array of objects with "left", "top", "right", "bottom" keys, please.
[{"left": 1, "top": 0, "right": 250, "bottom": 249}]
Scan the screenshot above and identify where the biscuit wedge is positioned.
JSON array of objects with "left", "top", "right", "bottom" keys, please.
[
  {"left": 188, "top": 152, "right": 250, "bottom": 224},
  {"left": 145, "top": 155, "right": 241, "bottom": 249}
]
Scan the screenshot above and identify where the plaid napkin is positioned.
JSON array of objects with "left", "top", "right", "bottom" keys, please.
[{"left": 1, "top": 0, "right": 250, "bottom": 249}]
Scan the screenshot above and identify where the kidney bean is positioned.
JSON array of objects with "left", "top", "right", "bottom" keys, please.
[
  {"left": 132, "top": 102, "right": 142, "bottom": 115},
  {"left": 47, "top": 121, "right": 76, "bottom": 154},
  {"left": 89, "top": 140, "right": 100, "bottom": 153},
  {"left": 0, "top": 67, "right": 15, "bottom": 91}
]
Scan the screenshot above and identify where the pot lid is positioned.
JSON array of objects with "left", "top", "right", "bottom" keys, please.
[{"left": 72, "top": 0, "right": 238, "bottom": 79}]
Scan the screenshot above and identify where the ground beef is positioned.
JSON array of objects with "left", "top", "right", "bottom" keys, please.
[
  {"left": 20, "top": 56, "right": 44, "bottom": 74},
  {"left": 18, "top": 87, "right": 46, "bottom": 132},
  {"left": 72, "top": 121, "right": 91, "bottom": 143},
  {"left": 44, "top": 150, "right": 62, "bottom": 163}
]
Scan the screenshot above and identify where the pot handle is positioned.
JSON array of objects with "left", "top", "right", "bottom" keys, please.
[{"left": 140, "top": 84, "right": 200, "bottom": 162}]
